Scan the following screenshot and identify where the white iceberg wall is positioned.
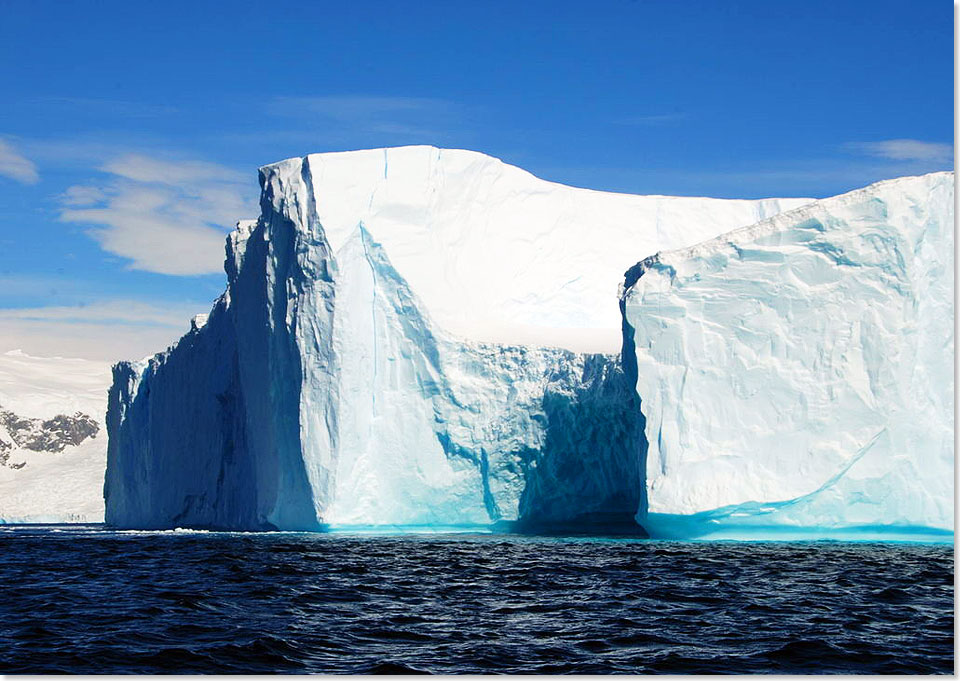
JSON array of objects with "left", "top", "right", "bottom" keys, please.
[
  {"left": 328, "top": 225, "right": 647, "bottom": 526},
  {"left": 240, "top": 157, "right": 339, "bottom": 528},
  {"left": 622, "top": 172, "right": 954, "bottom": 535},
  {"left": 105, "top": 301, "right": 265, "bottom": 528},
  {"left": 517, "top": 354, "right": 647, "bottom": 526},
  {"left": 327, "top": 225, "right": 489, "bottom": 525}
]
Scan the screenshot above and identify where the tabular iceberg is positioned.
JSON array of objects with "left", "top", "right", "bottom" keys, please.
[
  {"left": 621, "top": 172, "right": 954, "bottom": 538},
  {"left": 105, "top": 146, "right": 806, "bottom": 531}
]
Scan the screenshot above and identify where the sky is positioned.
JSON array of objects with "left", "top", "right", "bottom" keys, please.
[{"left": 0, "top": 0, "right": 953, "bottom": 360}]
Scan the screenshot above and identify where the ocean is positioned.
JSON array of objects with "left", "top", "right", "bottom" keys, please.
[{"left": 0, "top": 526, "right": 952, "bottom": 674}]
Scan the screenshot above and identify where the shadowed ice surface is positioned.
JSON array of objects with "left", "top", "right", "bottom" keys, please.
[{"left": 0, "top": 526, "right": 952, "bottom": 674}]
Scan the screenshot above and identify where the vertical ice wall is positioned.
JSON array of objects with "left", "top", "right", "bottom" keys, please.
[
  {"left": 106, "top": 159, "right": 339, "bottom": 530},
  {"left": 621, "top": 172, "right": 954, "bottom": 536}
]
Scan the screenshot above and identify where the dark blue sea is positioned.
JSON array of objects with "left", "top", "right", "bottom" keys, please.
[{"left": 0, "top": 526, "right": 953, "bottom": 674}]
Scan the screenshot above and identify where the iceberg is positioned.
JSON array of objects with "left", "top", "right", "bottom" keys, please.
[
  {"left": 621, "top": 172, "right": 954, "bottom": 538},
  {"left": 105, "top": 146, "right": 806, "bottom": 531},
  {"left": 104, "top": 147, "right": 955, "bottom": 538}
]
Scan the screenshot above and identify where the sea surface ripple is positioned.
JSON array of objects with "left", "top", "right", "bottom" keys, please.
[{"left": 0, "top": 526, "right": 953, "bottom": 674}]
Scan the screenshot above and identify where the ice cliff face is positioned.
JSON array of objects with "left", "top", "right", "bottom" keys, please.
[
  {"left": 106, "top": 147, "right": 803, "bottom": 531},
  {"left": 621, "top": 172, "right": 954, "bottom": 537}
]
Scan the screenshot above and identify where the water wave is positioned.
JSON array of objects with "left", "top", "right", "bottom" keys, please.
[{"left": 0, "top": 528, "right": 952, "bottom": 673}]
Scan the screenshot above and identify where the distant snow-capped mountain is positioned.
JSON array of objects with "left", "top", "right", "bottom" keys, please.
[{"left": 0, "top": 350, "right": 110, "bottom": 523}]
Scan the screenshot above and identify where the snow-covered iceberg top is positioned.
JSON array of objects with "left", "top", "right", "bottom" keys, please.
[
  {"left": 268, "top": 146, "right": 810, "bottom": 353},
  {"left": 621, "top": 172, "right": 954, "bottom": 536}
]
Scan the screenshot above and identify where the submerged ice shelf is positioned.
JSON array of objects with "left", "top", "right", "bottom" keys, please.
[{"left": 104, "top": 146, "right": 953, "bottom": 538}]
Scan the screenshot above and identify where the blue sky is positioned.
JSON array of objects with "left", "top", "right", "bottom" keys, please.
[{"left": 0, "top": 0, "right": 952, "bottom": 359}]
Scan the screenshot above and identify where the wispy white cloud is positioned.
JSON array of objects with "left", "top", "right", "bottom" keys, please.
[
  {"left": 60, "top": 185, "right": 106, "bottom": 207},
  {"left": 0, "top": 138, "right": 39, "bottom": 184},
  {"left": 613, "top": 112, "right": 688, "bottom": 126},
  {"left": 27, "top": 96, "right": 179, "bottom": 118},
  {"left": 537, "top": 155, "right": 953, "bottom": 200},
  {"left": 847, "top": 139, "right": 953, "bottom": 164},
  {"left": 265, "top": 95, "right": 460, "bottom": 142},
  {"left": 0, "top": 300, "right": 203, "bottom": 326},
  {"left": 102, "top": 155, "right": 246, "bottom": 185},
  {"left": 269, "top": 95, "right": 451, "bottom": 121},
  {"left": 59, "top": 154, "right": 257, "bottom": 275},
  {"left": 0, "top": 299, "right": 208, "bottom": 361}
]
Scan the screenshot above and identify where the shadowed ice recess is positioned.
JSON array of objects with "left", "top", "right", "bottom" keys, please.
[{"left": 103, "top": 147, "right": 953, "bottom": 539}]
